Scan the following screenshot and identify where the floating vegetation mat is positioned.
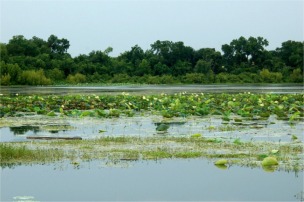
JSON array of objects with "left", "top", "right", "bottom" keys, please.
[
  {"left": 1, "top": 136, "right": 303, "bottom": 172},
  {"left": 0, "top": 92, "right": 303, "bottom": 171},
  {"left": 0, "top": 93, "right": 303, "bottom": 120}
]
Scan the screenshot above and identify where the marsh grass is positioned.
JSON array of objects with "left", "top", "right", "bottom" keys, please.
[
  {"left": 1, "top": 136, "right": 303, "bottom": 171},
  {"left": 0, "top": 143, "right": 64, "bottom": 166}
]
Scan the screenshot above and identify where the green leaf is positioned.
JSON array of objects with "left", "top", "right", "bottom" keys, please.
[
  {"left": 214, "top": 159, "right": 228, "bottom": 165},
  {"left": 261, "top": 157, "right": 278, "bottom": 166},
  {"left": 47, "top": 111, "right": 56, "bottom": 116}
]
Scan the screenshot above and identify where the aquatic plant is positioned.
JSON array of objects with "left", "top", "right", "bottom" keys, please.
[
  {"left": 233, "top": 138, "right": 242, "bottom": 145},
  {"left": 0, "top": 93, "right": 302, "bottom": 119},
  {"left": 214, "top": 159, "right": 228, "bottom": 165},
  {"left": 0, "top": 143, "right": 64, "bottom": 166},
  {"left": 1, "top": 136, "right": 303, "bottom": 171},
  {"left": 190, "top": 133, "right": 202, "bottom": 138},
  {"left": 261, "top": 156, "right": 279, "bottom": 166},
  {"left": 156, "top": 123, "right": 170, "bottom": 131}
]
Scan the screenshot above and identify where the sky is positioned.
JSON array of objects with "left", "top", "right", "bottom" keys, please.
[{"left": 0, "top": 0, "right": 303, "bottom": 57}]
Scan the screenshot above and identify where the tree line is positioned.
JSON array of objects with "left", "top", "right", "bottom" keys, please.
[{"left": 0, "top": 35, "right": 303, "bottom": 85}]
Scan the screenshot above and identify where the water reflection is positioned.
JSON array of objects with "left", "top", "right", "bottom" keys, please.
[
  {"left": 1, "top": 159, "right": 303, "bottom": 201},
  {"left": 0, "top": 84, "right": 303, "bottom": 95},
  {"left": 1, "top": 114, "right": 303, "bottom": 142},
  {"left": 9, "top": 126, "right": 40, "bottom": 135}
]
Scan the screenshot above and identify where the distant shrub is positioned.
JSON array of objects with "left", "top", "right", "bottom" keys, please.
[
  {"left": 0, "top": 62, "right": 21, "bottom": 84},
  {"left": 110, "top": 73, "right": 130, "bottom": 83},
  {"left": 238, "top": 72, "right": 260, "bottom": 83},
  {"left": 260, "top": 69, "right": 283, "bottom": 83},
  {"left": 18, "top": 69, "right": 52, "bottom": 85},
  {"left": 0, "top": 74, "right": 11, "bottom": 85},
  {"left": 145, "top": 75, "right": 178, "bottom": 84},
  {"left": 47, "top": 68, "right": 65, "bottom": 81},
  {"left": 289, "top": 68, "right": 303, "bottom": 83},
  {"left": 158, "top": 75, "right": 178, "bottom": 84},
  {"left": 182, "top": 73, "right": 205, "bottom": 84},
  {"left": 67, "top": 73, "right": 86, "bottom": 84}
]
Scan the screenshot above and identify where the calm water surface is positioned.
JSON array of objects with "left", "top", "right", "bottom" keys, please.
[
  {"left": 1, "top": 115, "right": 303, "bottom": 143},
  {"left": 1, "top": 84, "right": 303, "bottom": 95},
  {"left": 1, "top": 159, "right": 303, "bottom": 201},
  {"left": 1, "top": 84, "right": 303, "bottom": 201}
]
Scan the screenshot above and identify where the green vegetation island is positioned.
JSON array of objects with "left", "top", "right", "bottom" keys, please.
[
  {"left": 0, "top": 35, "right": 303, "bottom": 85},
  {"left": 0, "top": 93, "right": 303, "bottom": 171}
]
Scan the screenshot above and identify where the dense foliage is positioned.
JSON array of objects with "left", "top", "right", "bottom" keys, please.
[
  {"left": 1, "top": 93, "right": 303, "bottom": 121},
  {"left": 0, "top": 35, "right": 303, "bottom": 85}
]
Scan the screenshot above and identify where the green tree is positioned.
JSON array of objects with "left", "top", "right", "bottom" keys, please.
[
  {"left": 0, "top": 43, "right": 9, "bottom": 62},
  {"left": 222, "top": 36, "right": 269, "bottom": 71},
  {"left": 194, "top": 60, "right": 212, "bottom": 74},
  {"left": 173, "top": 60, "right": 192, "bottom": 76},
  {"left": 276, "top": 40, "right": 303, "bottom": 69},
  {"left": 119, "top": 45, "right": 145, "bottom": 66},
  {"left": 153, "top": 62, "right": 171, "bottom": 75},
  {"left": 47, "top": 35, "right": 70, "bottom": 55},
  {"left": 135, "top": 59, "right": 151, "bottom": 76},
  {"left": 47, "top": 68, "right": 65, "bottom": 81},
  {"left": 6, "top": 35, "right": 39, "bottom": 57},
  {"left": 150, "top": 40, "right": 194, "bottom": 68},
  {"left": 194, "top": 48, "right": 222, "bottom": 73}
]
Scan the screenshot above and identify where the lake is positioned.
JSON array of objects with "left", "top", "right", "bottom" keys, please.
[
  {"left": 1, "top": 159, "right": 303, "bottom": 201},
  {"left": 1, "top": 114, "right": 303, "bottom": 143},
  {"left": 0, "top": 84, "right": 303, "bottom": 201},
  {"left": 0, "top": 84, "right": 303, "bottom": 95}
]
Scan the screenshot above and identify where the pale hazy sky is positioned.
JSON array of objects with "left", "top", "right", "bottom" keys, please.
[{"left": 1, "top": 0, "right": 303, "bottom": 56}]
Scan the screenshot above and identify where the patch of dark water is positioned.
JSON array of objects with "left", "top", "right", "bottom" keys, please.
[{"left": 1, "top": 159, "right": 303, "bottom": 201}]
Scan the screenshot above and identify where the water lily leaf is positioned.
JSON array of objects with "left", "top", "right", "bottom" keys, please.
[
  {"left": 214, "top": 159, "right": 228, "bottom": 165},
  {"left": 33, "top": 107, "right": 41, "bottom": 112},
  {"left": 271, "top": 149, "right": 279, "bottom": 154},
  {"left": 80, "top": 111, "right": 93, "bottom": 117},
  {"left": 191, "top": 133, "right": 202, "bottom": 138},
  {"left": 47, "top": 111, "right": 56, "bottom": 116},
  {"left": 156, "top": 123, "right": 170, "bottom": 131},
  {"left": 261, "top": 157, "right": 278, "bottom": 166}
]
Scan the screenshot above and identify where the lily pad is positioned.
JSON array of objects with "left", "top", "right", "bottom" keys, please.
[
  {"left": 191, "top": 133, "right": 202, "bottom": 138},
  {"left": 261, "top": 156, "right": 279, "bottom": 166},
  {"left": 271, "top": 149, "right": 279, "bottom": 154},
  {"left": 46, "top": 111, "right": 56, "bottom": 116},
  {"left": 156, "top": 123, "right": 170, "bottom": 131},
  {"left": 214, "top": 159, "right": 228, "bottom": 165}
]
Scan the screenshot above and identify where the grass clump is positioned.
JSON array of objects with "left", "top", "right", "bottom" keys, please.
[
  {"left": 1, "top": 136, "right": 303, "bottom": 172},
  {"left": 0, "top": 143, "right": 64, "bottom": 166},
  {"left": 142, "top": 148, "right": 173, "bottom": 160},
  {"left": 174, "top": 151, "right": 202, "bottom": 158}
]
